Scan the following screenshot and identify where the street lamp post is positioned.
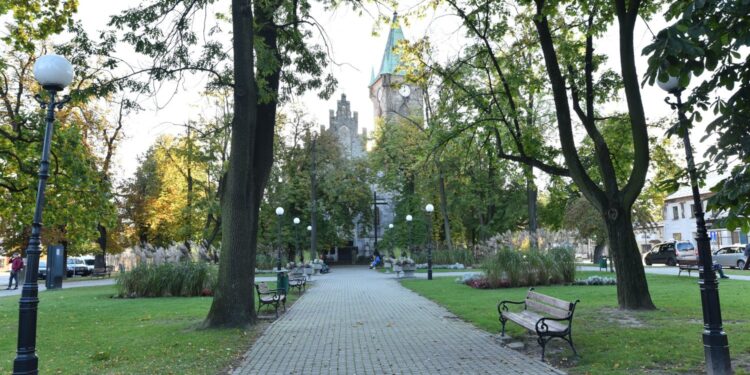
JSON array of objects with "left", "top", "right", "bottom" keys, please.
[
  {"left": 306, "top": 225, "right": 312, "bottom": 263},
  {"left": 275, "top": 207, "right": 284, "bottom": 273},
  {"left": 405, "top": 214, "right": 413, "bottom": 258},
  {"left": 659, "top": 76, "right": 731, "bottom": 374},
  {"left": 388, "top": 223, "right": 394, "bottom": 258},
  {"left": 293, "top": 217, "right": 301, "bottom": 263},
  {"left": 425, "top": 204, "right": 435, "bottom": 280},
  {"left": 14, "top": 54, "right": 74, "bottom": 375}
]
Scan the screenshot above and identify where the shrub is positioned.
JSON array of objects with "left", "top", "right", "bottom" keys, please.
[
  {"left": 116, "top": 261, "right": 216, "bottom": 298},
  {"left": 479, "top": 247, "right": 575, "bottom": 288},
  {"left": 412, "top": 247, "right": 477, "bottom": 266},
  {"left": 573, "top": 276, "right": 617, "bottom": 285}
]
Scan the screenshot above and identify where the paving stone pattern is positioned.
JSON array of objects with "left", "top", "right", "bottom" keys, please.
[{"left": 234, "top": 267, "right": 563, "bottom": 375}]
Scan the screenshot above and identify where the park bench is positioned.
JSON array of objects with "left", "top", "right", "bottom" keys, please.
[
  {"left": 498, "top": 288, "right": 580, "bottom": 360},
  {"left": 91, "top": 265, "right": 113, "bottom": 278},
  {"left": 678, "top": 259, "right": 700, "bottom": 276},
  {"left": 255, "top": 282, "right": 286, "bottom": 317},
  {"left": 288, "top": 276, "right": 307, "bottom": 295}
]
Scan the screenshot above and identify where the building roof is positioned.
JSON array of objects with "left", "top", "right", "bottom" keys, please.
[
  {"left": 377, "top": 13, "right": 406, "bottom": 77},
  {"left": 665, "top": 174, "right": 727, "bottom": 201}
]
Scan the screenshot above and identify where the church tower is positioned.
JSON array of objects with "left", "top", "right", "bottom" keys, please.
[
  {"left": 368, "top": 13, "right": 424, "bottom": 123},
  {"left": 328, "top": 93, "right": 366, "bottom": 159}
]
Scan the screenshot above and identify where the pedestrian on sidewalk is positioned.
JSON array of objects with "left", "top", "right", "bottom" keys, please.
[
  {"left": 6, "top": 252, "right": 24, "bottom": 290},
  {"left": 743, "top": 243, "right": 750, "bottom": 270}
]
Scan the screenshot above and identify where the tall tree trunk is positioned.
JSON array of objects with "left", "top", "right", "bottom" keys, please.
[
  {"left": 437, "top": 166, "right": 453, "bottom": 250},
  {"left": 205, "top": 0, "right": 283, "bottom": 327},
  {"left": 204, "top": 0, "right": 260, "bottom": 327},
  {"left": 605, "top": 208, "right": 653, "bottom": 309},
  {"left": 525, "top": 166, "right": 539, "bottom": 249},
  {"left": 532, "top": 0, "right": 654, "bottom": 310},
  {"left": 593, "top": 241, "right": 606, "bottom": 264},
  {"left": 96, "top": 224, "right": 107, "bottom": 268}
]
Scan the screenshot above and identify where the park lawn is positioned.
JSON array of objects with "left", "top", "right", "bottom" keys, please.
[
  {"left": 0, "top": 283, "right": 298, "bottom": 374},
  {"left": 401, "top": 271, "right": 750, "bottom": 374}
]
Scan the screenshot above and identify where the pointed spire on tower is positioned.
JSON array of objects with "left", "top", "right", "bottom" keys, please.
[{"left": 377, "top": 11, "right": 406, "bottom": 76}]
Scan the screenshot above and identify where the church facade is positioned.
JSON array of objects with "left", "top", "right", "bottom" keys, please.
[{"left": 324, "top": 14, "right": 424, "bottom": 260}]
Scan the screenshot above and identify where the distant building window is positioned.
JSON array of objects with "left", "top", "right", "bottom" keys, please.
[
  {"left": 672, "top": 206, "right": 679, "bottom": 220},
  {"left": 732, "top": 230, "right": 740, "bottom": 244},
  {"left": 673, "top": 233, "right": 682, "bottom": 240},
  {"left": 690, "top": 204, "right": 695, "bottom": 218}
]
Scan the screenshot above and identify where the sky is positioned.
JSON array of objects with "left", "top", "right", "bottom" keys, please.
[{"left": 69, "top": 0, "right": 708, "bottom": 181}]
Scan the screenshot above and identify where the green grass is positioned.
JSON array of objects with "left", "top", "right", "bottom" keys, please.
[
  {"left": 0, "top": 283, "right": 299, "bottom": 374},
  {"left": 401, "top": 271, "right": 750, "bottom": 374}
]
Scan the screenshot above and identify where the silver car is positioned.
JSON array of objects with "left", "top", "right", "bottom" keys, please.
[{"left": 713, "top": 245, "right": 747, "bottom": 269}]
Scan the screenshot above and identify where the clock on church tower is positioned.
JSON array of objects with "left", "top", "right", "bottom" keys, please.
[{"left": 368, "top": 13, "right": 423, "bottom": 123}]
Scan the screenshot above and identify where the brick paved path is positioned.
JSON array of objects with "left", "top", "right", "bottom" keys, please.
[{"left": 233, "top": 267, "right": 563, "bottom": 374}]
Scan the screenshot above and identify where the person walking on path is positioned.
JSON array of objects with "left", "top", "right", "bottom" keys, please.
[
  {"left": 6, "top": 253, "right": 24, "bottom": 290},
  {"left": 743, "top": 243, "right": 750, "bottom": 270}
]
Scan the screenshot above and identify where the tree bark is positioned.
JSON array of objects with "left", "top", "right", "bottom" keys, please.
[
  {"left": 605, "top": 208, "right": 654, "bottom": 309},
  {"left": 204, "top": 0, "right": 260, "bottom": 327},
  {"left": 593, "top": 242, "right": 606, "bottom": 264},
  {"left": 437, "top": 166, "right": 453, "bottom": 250},
  {"left": 525, "top": 166, "right": 539, "bottom": 249},
  {"left": 96, "top": 224, "right": 107, "bottom": 268}
]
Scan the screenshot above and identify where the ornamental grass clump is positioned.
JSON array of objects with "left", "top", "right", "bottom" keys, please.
[
  {"left": 116, "top": 261, "right": 216, "bottom": 298},
  {"left": 478, "top": 247, "right": 575, "bottom": 288}
]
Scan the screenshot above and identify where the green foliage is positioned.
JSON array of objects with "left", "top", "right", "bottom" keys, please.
[
  {"left": 643, "top": 0, "right": 750, "bottom": 231},
  {"left": 481, "top": 247, "right": 575, "bottom": 288},
  {"left": 116, "top": 261, "right": 216, "bottom": 297},
  {"left": 0, "top": 0, "right": 78, "bottom": 53},
  {"left": 411, "top": 247, "right": 476, "bottom": 266},
  {"left": 259, "top": 109, "right": 371, "bottom": 253}
]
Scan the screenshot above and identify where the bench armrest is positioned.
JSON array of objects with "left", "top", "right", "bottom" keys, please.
[
  {"left": 535, "top": 316, "right": 571, "bottom": 334},
  {"left": 497, "top": 300, "right": 525, "bottom": 314}
]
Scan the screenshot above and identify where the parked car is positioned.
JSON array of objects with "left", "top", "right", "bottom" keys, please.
[
  {"left": 713, "top": 244, "right": 747, "bottom": 269},
  {"left": 81, "top": 256, "right": 96, "bottom": 274},
  {"left": 66, "top": 257, "right": 89, "bottom": 276},
  {"left": 644, "top": 241, "right": 696, "bottom": 266},
  {"left": 675, "top": 241, "right": 698, "bottom": 264}
]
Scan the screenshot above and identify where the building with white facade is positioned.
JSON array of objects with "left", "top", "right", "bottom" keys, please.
[{"left": 662, "top": 182, "right": 748, "bottom": 250}]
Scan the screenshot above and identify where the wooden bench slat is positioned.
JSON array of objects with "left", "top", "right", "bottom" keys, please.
[
  {"left": 503, "top": 311, "right": 566, "bottom": 332},
  {"left": 525, "top": 299, "right": 570, "bottom": 319},
  {"left": 528, "top": 291, "right": 572, "bottom": 310},
  {"left": 498, "top": 289, "right": 579, "bottom": 360}
]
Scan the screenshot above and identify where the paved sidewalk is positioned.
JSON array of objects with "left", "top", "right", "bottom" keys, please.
[
  {"left": 578, "top": 265, "right": 750, "bottom": 281},
  {"left": 233, "top": 266, "right": 562, "bottom": 375}
]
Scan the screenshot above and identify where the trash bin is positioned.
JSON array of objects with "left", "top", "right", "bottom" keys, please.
[
  {"left": 276, "top": 272, "right": 289, "bottom": 295},
  {"left": 598, "top": 257, "right": 608, "bottom": 271}
]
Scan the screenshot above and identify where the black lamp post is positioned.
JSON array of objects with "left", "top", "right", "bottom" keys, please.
[
  {"left": 14, "top": 54, "right": 74, "bottom": 375},
  {"left": 405, "top": 214, "right": 413, "bottom": 258},
  {"left": 275, "top": 207, "right": 284, "bottom": 273},
  {"left": 388, "top": 223, "right": 394, "bottom": 258},
  {"left": 306, "top": 225, "right": 312, "bottom": 263},
  {"left": 425, "top": 204, "right": 435, "bottom": 280},
  {"left": 659, "top": 75, "right": 731, "bottom": 374},
  {"left": 293, "top": 217, "right": 300, "bottom": 263}
]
